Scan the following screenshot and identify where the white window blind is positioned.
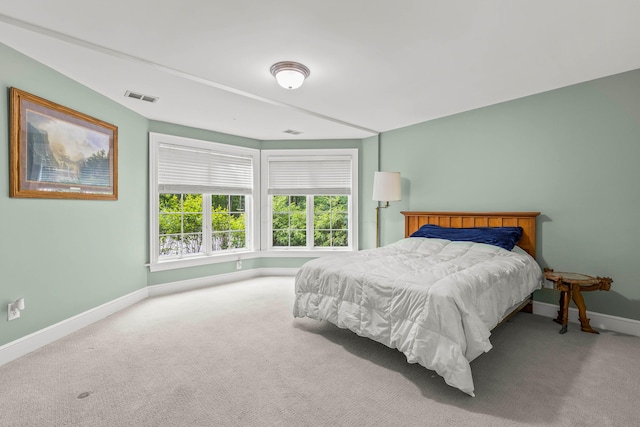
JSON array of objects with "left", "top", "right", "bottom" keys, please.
[
  {"left": 158, "top": 143, "right": 253, "bottom": 195},
  {"left": 267, "top": 155, "right": 352, "bottom": 195}
]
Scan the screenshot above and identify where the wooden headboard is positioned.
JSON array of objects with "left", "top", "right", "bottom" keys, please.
[{"left": 401, "top": 211, "right": 540, "bottom": 258}]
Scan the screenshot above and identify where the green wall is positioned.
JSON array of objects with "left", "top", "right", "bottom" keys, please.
[
  {"left": 149, "top": 121, "right": 261, "bottom": 151},
  {"left": 377, "top": 70, "right": 640, "bottom": 321},
  {"left": 359, "top": 135, "right": 379, "bottom": 250},
  {"left": 0, "top": 43, "right": 149, "bottom": 346}
]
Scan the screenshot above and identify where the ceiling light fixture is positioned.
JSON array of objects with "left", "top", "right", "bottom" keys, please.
[{"left": 270, "top": 61, "right": 310, "bottom": 90}]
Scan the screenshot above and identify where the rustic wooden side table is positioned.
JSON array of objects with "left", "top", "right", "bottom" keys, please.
[{"left": 543, "top": 268, "right": 612, "bottom": 334}]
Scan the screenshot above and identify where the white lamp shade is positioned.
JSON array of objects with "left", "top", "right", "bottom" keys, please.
[
  {"left": 372, "top": 171, "right": 401, "bottom": 202},
  {"left": 274, "top": 69, "right": 306, "bottom": 90}
]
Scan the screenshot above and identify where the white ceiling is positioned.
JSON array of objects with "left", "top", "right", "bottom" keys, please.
[{"left": 2, "top": 1, "right": 640, "bottom": 140}]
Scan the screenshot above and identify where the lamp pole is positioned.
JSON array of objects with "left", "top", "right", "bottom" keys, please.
[
  {"left": 372, "top": 171, "right": 401, "bottom": 248},
  {"left": 375, "top": 201, "right": 390, "bottom": 248}
]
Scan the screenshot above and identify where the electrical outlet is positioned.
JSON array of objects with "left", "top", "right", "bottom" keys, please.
[
  {"left": 8, "top": 304, "right": 20, "bottom": 321},
  {"left": 236, "top": 259, "right": 242, "bottom": 270},
  {"left": 7, "top": 298, "right": 25, "bottom": 321}
]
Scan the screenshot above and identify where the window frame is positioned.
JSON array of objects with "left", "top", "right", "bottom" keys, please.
[
  {"left": 260, "top": 148, "right": 358, "bottom": 253},
  {"left": 149, "top": 133, "right": 260, "bottom": 272}
]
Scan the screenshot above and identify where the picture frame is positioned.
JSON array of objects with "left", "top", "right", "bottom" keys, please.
[{"left": 10, "top": 88, "right": 118, "bottom": 200}]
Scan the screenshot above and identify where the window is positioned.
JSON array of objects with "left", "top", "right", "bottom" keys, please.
[
  {"left": 261, "top": 149, "right": 358, "bottom": 251},
  {"left": 211, "top": 195, "right": 247, "bottom": 251},
  {"left": 272, "top": 195, "right": 307, "bottom": 247},
  {"left": 159, "top": 193, "right": 203, "bottom": 256},
  {"left": 157, "top": 193, "right": 248, "bottom": 256},
  {"left": 313, "top": 195, "right": 349, "bottom": 247},
  {"left": 150, "top": 133, "right": 259, "bottom": 271}
]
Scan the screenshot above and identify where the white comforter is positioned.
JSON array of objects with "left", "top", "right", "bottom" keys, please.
[{"left": 293, "top": 237, "right": 544, "bottom": 396}]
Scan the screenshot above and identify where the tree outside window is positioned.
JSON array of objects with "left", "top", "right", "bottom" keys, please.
[
  {"left": 159, "top": 193, "right": 203, "bottom": 256},
  {"left": 159, "top": 193, "right": 246, "bottom": 257},
  {"left": 211, "top": 195, "right": 246, "bottom": 251},
  {"left": 271, "top": 195, "right": 349, "bottom": 248},
  {"left": 272, "top": 195, "right": 306, "bottom": 246},
  {"left": 313, "top": 195, "right": 348, "bottom": 247}
]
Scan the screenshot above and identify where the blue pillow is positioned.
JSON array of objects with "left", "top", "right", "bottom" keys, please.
[{"left": 410, "top": 224, "right": 523, "bottom": 251}]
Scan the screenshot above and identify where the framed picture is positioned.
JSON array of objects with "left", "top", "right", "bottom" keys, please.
[{"left": 10, "top": 88, "right": 118, "bottom": 200}]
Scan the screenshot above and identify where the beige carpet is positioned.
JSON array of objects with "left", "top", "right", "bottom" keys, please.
[{"left": 1, "top": 276, "right": 638, "bottom": 426}]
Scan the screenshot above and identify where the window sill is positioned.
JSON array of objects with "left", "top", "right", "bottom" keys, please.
[
  {"left": 148, "top": 250, "right": 259, "bottom": 272},
  {"left": 147, "top": 247, "right": 356, "bottom": 272},
  {"left": 260, "top": 248, "right": 355, "bottom": 257}
]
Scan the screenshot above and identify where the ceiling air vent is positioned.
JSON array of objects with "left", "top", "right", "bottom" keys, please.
[
  {"left": 124, "top": 90, "right": 159, "bottom": 103},
  {"left": 282, "top": 129, "right": 302, "bottom": 135}
]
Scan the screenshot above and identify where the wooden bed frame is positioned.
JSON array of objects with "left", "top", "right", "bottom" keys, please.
[
  {"left": 401, "top": 211, "right": 540, "bottom": 257},
  {"left": 401, "top": 211, "right": 541, "bottom": 318}
]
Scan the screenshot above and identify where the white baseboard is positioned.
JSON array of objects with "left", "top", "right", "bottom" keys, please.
[
  {"left": 7, "top": 272, "right": 633, "bottom": 368},
  {"left": 0, "top": 287, "right": 149, "bottom": 367},
  {"left": 0, "top": 268, "right": 299, "bottom": 367},
  {"left": 533, "top": 301, "right": 640, "bottom": 337},
  {"left": 147, "top": 267, "right": 298, "bottom": 297}
]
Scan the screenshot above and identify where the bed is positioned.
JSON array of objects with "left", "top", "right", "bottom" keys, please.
[{"left": 293, "top": 211, "right": 544, "bottom": 396}]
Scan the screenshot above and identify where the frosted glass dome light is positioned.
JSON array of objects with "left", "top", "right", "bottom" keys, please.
[{"left": 270, "top": 61, "right": 310, "bottom": 90}]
